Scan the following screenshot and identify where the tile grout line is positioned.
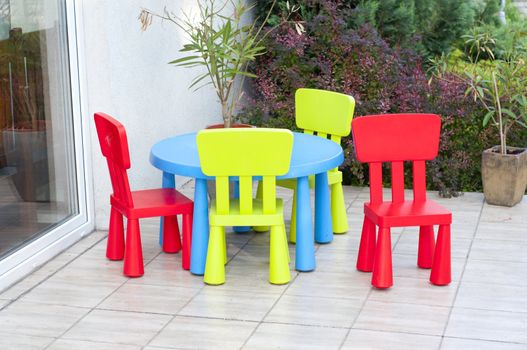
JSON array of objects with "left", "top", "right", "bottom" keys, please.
[
  {"left": 43, "top": 245, "right": 165, "bottom": 349},
  {"left": 238, "top": 271, "right": 300, "bottom": 349},
  {"left": 239, "top": 220, "right": 325, "bottom": 349},
  {"left": 437, "top": 196, "right": 486, "bottom": 348},
  {"left": 337, "top": 215, "right": 405, "bottom": 350},
  {"left": 142, "top": 228, "right": 257, "bottom": 349},
  {"left": 0, "top": 232, "right": 109, "bottom": 312}
]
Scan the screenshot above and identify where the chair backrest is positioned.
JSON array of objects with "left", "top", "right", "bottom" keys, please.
[
  {"left": 197, "top": 128, "right": 293, "bottom": 215},
  {"left": 351, "top": 113, "right": 441, "bottom": 204},
  {"left": 94, "top": 112, "right": 134, "bottom": 207},
  {"left": 295, "top": 88, "right": 355, "bottom": 144}
]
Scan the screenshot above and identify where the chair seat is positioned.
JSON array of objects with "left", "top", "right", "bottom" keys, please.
[
  {"left": 111, "top": 188, "right": 193, "bottom": 219},
  {"left": 365, "top": 199, "right": 452, "bottom": 228},
  {"left": 210, "top": 199, "right": 284, "bottom": 227},
  {"left": 277, "top": 170, "right": 342, "bottom": 189}
]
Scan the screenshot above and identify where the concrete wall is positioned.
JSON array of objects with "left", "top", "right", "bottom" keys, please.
[{"left": 80, "top": 0, "right": 224, "bottom": 229}]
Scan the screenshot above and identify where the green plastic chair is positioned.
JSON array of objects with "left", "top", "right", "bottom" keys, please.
[
  {"left": 257, "top": 88, "right": 355, "bottom": 242},
  {"left": 197, "top": 128, "right": 294, "bottom": 285}
]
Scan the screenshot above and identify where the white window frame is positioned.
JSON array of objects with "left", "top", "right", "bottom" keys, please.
[{"left": 0, "top": 0, "right": 94, "bottom": 291}]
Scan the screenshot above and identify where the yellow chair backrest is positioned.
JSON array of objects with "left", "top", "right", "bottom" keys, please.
[
  {"left": 295, "top": 88, "right": 355, "bottom": 143},
  {"left": 197, "top": 128, "right": 294, "bottom": 215}
]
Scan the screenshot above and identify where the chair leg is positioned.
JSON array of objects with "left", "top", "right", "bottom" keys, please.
[
  {"left": 123, "top": 219, "right": 144, "bottom": 277},
  {"left": 254, "top": 181, "right": 270, "bottom": 232},
  {"left": 204, "top": 226, "right": 226, "bottom": 285},
  {"left": 269, "top": 224, "right": 291, "bottom": 284},
  {"left": 222, "top": 225, "right": 227, "bottom": 265},
  {"left": 182, "top": 212, "right": 193, "bottom": 270},
  {"left": 107, "top": 207, "right": 125, "bottom": 260},
  {"left": 331, "top": 182, "right": 349, "bottom": 234},
  {"left": 371, "top": 227, "right": 393, "bottom": 289},
  {"left": 283, "top": 223, "right": 291, "bottom": 263},
  {"left": 162, "top": 216, "right": 181, "bottom": 254},
  {"left": 289, "top": 187, "right": 297, "bottom": 243},
  {"left": 418, "top": 225, "right": 435, "bottom": 269},
  {"left": 430, "top": 225, "right": 451, "bottom": 286},
  {"left": 357, "top": 217, "right": 376, "bottom": 272}
]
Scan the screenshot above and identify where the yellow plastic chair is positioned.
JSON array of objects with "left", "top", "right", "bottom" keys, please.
[
  {"left": 257, "top": 88, "right": 355, "bottom": 242},
  {"left": 197, "top": 128, "right": 294, "bottom": 285}
]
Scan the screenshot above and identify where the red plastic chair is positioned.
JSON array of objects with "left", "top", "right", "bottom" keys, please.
[
  {"left": 94, "top": 112, "right": 193, "bottom": 277},
  {"left": 352, "top": 113, "right": 452, "bottom": 288}
]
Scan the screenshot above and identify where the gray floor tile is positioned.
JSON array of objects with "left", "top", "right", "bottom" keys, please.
[
  {"left": 264, "top": 294, "right": 362, "bottom": 327},
  {"left": 475, "top": 222, "right": 527, "bottom": 242},
  {"left": 150, "top": 315, "right": 257, "bottom": 350},
  {"left": 179, "top": 288, "right": 280, "bottom": 321},
  {"left": 445, "top": 307, "right": 527, "bottom": 343},
  {"left": 354, "top": 300, "right": 450, "bottom": 336},
  {"left": 441, "top": 337, "right": 527, "bottom": 350},
  {"left": 127, "top": 254, "right": 203, "bottom": 289},
  {"left": 0, "top": 301, "right": 88, "bottom": 337},
  {"left": 455, "top": 281, "right": 527, "bottom": 313},
  {"left": 48, "top": 339, "right": 141, "bottom": 350},
  {"left": 0, "top": 331, "right": 54, "bottom": 350},
  {"left": 285, "top": 271, "right": 371, "bottom": 300},
  {"left": 21, "top": 276, "right": 122, "bottom": 308},
  {"left": 469, "top": 239, "right": 527, "bottom": 263},
  {"left": 462, "top": 259, "right": 527, "bottom": 287},
  {"left": 243, "top": 322, "right": 348, "bottom": 350},
  {"left": 62, "top": 309, "right": 171, "bottom": 346},
  {"left": 368, "top": 277, "right": 458, "bottom": 307},
  {"left": 392, "top": 254, "right": 465, "bottom": 282},
  {"left": 342, "top": 329, "right": 441, "bottom": 350},
  {"left": 219, "top": 265, "right": 295, "bottom": 295},
  {"left": 394, "top": 232, "right": 472, "bottom": 259},
  {"left": 98, "top": 283, "right": 200, "bottom": 314}
]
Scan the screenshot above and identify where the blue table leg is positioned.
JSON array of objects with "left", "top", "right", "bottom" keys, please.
[
  {"left": 315, "top": 172, "right": 333, "bottom": 244},
  {"left": 159, "top": 172, "right": 176, "bottom": 245},
  {"left": 295, "top": 176, "right": 316, "bottom": 272},
  {"left": 232, "top": 179, "right": 251, "bottom": 233},
  {"left": 190, "top": 178, "right": 209, "bottom": 275}
]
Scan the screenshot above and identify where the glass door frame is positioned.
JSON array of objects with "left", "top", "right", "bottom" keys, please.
[{"left": 0, "top": 0, "right": 94, "bottom": 290}]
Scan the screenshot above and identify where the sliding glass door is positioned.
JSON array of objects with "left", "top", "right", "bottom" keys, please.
[{"left": 0, "top": 0, "right": 89, "bottom": 282}]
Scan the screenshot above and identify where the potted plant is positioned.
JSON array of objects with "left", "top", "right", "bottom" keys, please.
[
  {"left": 139, "top": 0, "right": 296, "bottom": 128},
  {"left": 467, "top": 56, "right": 527, "bottom": 206},
  {"left": 430, "top": 29, "right": 527, "bottom": 206},
  {"left": 1, "top": 28, "right": 49, "bottom": 202}
]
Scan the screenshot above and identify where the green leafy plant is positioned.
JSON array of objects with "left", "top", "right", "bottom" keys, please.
[
  {"left": 466, "top": 57, "right": 527, "bottom": 154},
  {"left": 139, "top": 0, "right": 296, "bottom": 128},
  {"left": 431, "top": 29, "right": 527, "bottom": 155}
]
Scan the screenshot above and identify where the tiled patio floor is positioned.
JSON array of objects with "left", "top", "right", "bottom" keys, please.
[{"left": 1, "top": 185, "right": 526, "bottom": 349}]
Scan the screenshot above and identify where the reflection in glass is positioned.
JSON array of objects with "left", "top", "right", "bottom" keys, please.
[{"left": 0, "top": 0, "right": 77, "bottom": 258}]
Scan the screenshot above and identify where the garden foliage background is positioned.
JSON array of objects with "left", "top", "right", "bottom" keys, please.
[{"left": 242, "top": 0, "right": 527, "bottom": 196}]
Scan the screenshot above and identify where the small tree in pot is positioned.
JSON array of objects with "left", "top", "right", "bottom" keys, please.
[
  {"left": 431, "top": 29, "right": 527, "bottom": 206},
  {"left": 139, "top": 0, "right": 298, "bottom": 128},
  {"left": 466, "top": 56, "right": 527, "bottom": 206}
]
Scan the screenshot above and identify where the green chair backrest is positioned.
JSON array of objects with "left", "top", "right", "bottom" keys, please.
[
  {"left": 295, "top": 88, "right": 355, "bottom": 144},
  {"left": 197, "top": 128, "right": 294, "bottom": 216}
]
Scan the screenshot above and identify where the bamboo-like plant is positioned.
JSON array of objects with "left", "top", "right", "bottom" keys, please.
[{"left": 139, "top": 0, "right": 299, "bottom": 128}]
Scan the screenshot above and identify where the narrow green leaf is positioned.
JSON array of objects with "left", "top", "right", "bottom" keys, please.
[{"left": 482, "top": 110, "right": 494, "bottom": 126}]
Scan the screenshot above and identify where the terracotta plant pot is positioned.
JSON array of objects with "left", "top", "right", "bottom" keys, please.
[
  {"left": 482, "top": 146, "right": 527, "bottom": 207},
  {"left": 205, "top": 123, "right": 253, "bottom": 129}
]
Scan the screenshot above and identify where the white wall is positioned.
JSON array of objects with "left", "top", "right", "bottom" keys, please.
[{"left": 80, "top": 0, "right": 224, "bottom": 229}]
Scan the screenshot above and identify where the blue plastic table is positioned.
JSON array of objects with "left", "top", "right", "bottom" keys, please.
[{"left": 150, "top": 132, "right": 344, "bottom": 275}]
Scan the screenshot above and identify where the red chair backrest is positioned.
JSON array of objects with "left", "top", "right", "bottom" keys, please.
[
  {"left": 351, "top": 114, "right": 441, "bottom": 204},
  {"left": 94, "top": 112, "right": 133, "bottom": 207}
]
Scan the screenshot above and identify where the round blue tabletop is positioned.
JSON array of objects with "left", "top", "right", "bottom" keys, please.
[{"left": 150, "top": 131, "right": 344, "bottom": 178}]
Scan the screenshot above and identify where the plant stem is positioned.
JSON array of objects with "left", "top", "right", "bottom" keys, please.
[{"left": 492, "top": 72, "right": 505, "bottom": 154}]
